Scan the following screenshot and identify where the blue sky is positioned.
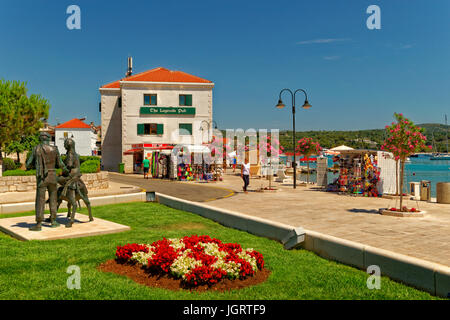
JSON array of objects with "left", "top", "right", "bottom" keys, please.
[{"left": 0, "top": 0, "right": 449, "bottom": 131}]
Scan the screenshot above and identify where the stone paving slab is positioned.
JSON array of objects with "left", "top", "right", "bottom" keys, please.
[{"left": 0, "top": 213, "right": 130, "bottom": 241}]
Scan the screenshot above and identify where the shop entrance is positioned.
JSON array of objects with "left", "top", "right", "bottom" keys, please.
[{"left": 133, "top": 151, "right": 144, "bottom": 173}]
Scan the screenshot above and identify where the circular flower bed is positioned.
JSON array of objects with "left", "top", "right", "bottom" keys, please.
[
  {"left": 388, "top": 207, "right": 420, "bottom": 212},
  {"left": 114, "top": 235, "right": 265, "bottom": 287},
  {"left": 379, "top": 207, "right": 425, "bottom": 217}
]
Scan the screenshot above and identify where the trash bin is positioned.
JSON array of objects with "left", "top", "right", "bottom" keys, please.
[
  {"left": 118, "top": 163, "right": 125, "bottom": 173},
  {"left": 420, "top": 180, "right": 431, "bottom": 201},
  {"left": 409, "top": 182, "right": 420, "bottom": 200},
  {"left": 436, "top": 182, "right": 450, "bottom": 204}
]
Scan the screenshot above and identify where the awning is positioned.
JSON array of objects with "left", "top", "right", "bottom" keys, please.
[
  {"left": 324, "top": 150, "right": 340, "bottom": 155},
  {"left": 123, "top": 148, "right": 143, "bottom": 155}
]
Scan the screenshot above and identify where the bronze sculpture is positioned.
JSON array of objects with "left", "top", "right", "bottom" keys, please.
[
  {"left": 56, "top": 138, "right": 93, "bottom": 228},
  {"left": 26, "top": 131, "right": 67, "bottom": 231}
]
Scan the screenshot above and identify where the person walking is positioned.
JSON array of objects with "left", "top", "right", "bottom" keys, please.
[
  {"left": 241, "top": 157, "right": 250, "bottom": 193},
  {"left": 142, "top": 157, "right": 150, "bottom": 179},
  {"left": 232, "top": 156, "right": 237, "bottom": 172}
]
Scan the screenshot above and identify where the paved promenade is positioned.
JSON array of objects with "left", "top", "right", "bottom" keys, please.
[
  {"left": 109, "top": 171, "right": 450, "bottom": 267},
  {"left": 109, "top": 173, "right": 235, "bottom": 202},
  {"left": 207, "top": 173, "right": 450, "bottom": 267}
]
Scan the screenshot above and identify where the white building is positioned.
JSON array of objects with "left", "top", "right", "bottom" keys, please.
[
  {"left": 99, "top": 63, "right": 214, "bottom": 173},
  {"left": 55, "top": 118, "right": 98, "bottom": 156}
]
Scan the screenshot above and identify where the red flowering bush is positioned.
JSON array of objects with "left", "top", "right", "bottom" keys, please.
[
  {"left": 114, "top": 235, "right": 265, "bottom": 287},
  {"left": 184, "top": 265, "right": 227, "bottom": 286},
  {"left": 381, "top": 113, "right": 430, "bottom": 210},
  {"left": 115, "top": 243, "right": 149, "bottom": 262},
  {"left": 295, "top": 137, "right": 322, "bottom": 183}
]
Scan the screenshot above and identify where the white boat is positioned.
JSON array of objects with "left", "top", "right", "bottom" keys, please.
[{"left": 430, "top": 153, "right": 450, "bottom": 160}]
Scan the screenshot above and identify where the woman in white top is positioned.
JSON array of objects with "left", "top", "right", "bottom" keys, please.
[{"left": 241, "top": 157, "right": 250, "bottom": 193}]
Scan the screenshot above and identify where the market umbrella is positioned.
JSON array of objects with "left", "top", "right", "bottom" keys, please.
[{"left": 330, "top": 145, "right": 354, "bottom": 151}]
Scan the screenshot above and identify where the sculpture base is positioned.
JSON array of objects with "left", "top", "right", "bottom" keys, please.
[{"left": 0, "top": 213, "right": 130, "bottom": 241}]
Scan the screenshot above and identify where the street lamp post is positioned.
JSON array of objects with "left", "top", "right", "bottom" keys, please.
[
  {"left": 275, "top": 89, "right": 311, "bottom": 189},
  {"left": 200, "top": 120, "right": 218, "bottom": 143},
  {"left": 200, "top": 120, "right": 219, "bottom": 179}
]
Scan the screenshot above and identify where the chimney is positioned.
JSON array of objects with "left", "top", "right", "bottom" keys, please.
[{"left": 126, "top": 56, "right": 133, "bottom": 77}]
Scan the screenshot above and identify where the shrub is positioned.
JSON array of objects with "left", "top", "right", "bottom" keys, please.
[
  {"left": 61, "top": 155, "right": 100, "bottom": 165},
  {"left": 79, "top": 156, "right": 101, "bottom": 164},
  {"left": 80, "top": 159, "right": 100, "bottom": 173},
  {"left": 3, "top": 169, "right": 65, "bottom": 176},
  {"left": 3, "top": 169, "right": 37, "bottom": 176},
  {"left": 2, "top": 158, "right": 20, "bottom": 171}
]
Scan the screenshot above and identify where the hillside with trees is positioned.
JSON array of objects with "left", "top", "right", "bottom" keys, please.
[{"left": 278, "top": 123, "right": 449, "bottom": 152}]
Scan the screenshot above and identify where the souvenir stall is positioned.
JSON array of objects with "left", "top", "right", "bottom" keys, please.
[
  {"left": 327, "top": 149, "right": 381, "bottom": 197},
  {"left": 175, "top": 145, "right": 220, "bottom": 182},
  {"left": 125, "top": 144, "right": 175, "bottom": 177}
]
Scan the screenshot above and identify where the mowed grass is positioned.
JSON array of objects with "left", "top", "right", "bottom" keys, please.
[{"left": 0, "top": 202, "right": 441, "bottom": 300}]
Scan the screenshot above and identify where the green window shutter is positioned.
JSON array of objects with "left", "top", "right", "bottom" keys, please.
[
  {"left": 137, "top": 124, "right": 145, "bottom": 135},
  {"left": 157, "top": 124, "right": 164, "bottom": 135},
  {"left": 185, "top": 95, "right": 192, "bottom": 106},
  {"left": 179, "top": 123, "right": 192, "bottom": 135},
  {"left": 179, "top": 95, "right": 184, "bottom": 106}
]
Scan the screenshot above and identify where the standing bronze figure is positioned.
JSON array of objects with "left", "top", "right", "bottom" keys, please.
[
  {"left": 26, "top": 131, "right": 67, "bottom": 231},
  {"left": 57, "top": 138, "right": 93, "bottom": 228}
]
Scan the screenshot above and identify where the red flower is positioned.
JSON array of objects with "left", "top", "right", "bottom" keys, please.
[{"left": 115, "top": 243, "right": 148, "bottom": 262}]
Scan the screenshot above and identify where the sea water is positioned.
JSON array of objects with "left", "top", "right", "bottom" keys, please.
[
  {"left": 404, "top": 155, "right": 450, "bottom": 197},
  {"left": 294, "top": 155, "right": 449, "bottom": 197}
]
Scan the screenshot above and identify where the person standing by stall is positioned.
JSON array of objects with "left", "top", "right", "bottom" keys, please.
[
  {"left": 241, "top": 156, "right": 250, "bottom": 193},
  {"left": 142, "top": 157, "right": 150, "bottom": 179},
  {"left": 232, "top": 156, "right": 237, "bottom": 172}
]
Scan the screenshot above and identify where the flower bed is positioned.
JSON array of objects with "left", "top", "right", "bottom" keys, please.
[
  {"left": 379, "top": 207, "right": 425, "bottom": 217},
  {"left": 113, "top": 235, "right": 265, "bottom": 287}
]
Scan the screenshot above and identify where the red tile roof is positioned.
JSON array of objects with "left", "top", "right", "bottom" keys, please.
[
  {"left": 101, "top": 67, "right": 212, "bottom": 88},
  {"left": 55, "top": 118, "right": 91, "bottom": 129}
]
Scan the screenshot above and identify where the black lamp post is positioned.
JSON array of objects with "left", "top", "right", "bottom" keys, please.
[{"left": 276, "top": 89, "right": 311, "bottom": 189}]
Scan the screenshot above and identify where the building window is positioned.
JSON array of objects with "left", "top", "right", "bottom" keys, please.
[
  {"left": 144, "top": 94, "right": 157, "bottom": 106},
  {"left": 179, "top": 123, "right": 192, "bottom": 135},
  {"left": 137, "top": 123, "right": 164, "bottom": 135},
  {"left": 179, "top": 94, "right": 192, "bottom": 106}
]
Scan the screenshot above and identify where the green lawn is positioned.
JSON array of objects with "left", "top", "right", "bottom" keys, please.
[{"left": 0, "top": 202, "right": 441, "bottom": 300}]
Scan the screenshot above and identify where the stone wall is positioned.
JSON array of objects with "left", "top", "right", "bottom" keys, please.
[{"left": 0, "top": 171, "right": 109, "bottom": 193}]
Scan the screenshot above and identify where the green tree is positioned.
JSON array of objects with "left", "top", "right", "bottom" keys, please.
[
  {"left": 0, "top": 80, "right": 49, "bottom": 165},
  {"left": 4, "top": 133, "right": 40, "bottom": 166}
]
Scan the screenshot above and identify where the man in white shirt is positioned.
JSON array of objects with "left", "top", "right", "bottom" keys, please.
[{"left": 241, "top": 156, "right": 250, "bottom": 193}]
